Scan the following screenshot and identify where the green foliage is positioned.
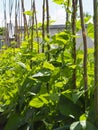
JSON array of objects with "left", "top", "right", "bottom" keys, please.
[
  {"left": 0, "top": 14, "right": 96, "bottom": 130},
  {"left": 52, "top": 0, "right": 65, "bottom": 5},
  {"left": 70, "top": 120, "right": 97, "bottom": 130},
  {"left": 0, "top": 27, "right": 5, "bottom": 35},
  {"left": 24, "top": 10, "right": 33, "bottom": 16}
]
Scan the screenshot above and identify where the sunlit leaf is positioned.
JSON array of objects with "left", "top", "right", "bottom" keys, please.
[
  {"left": 17, "top": 61, "right": 26, "bottom": 69},
  {"left": 69, "top": 65, "right": 76, "bottom": 69},
  {"left": 88, "top": 48, "right": 94, "bottom": 54},
  {"left": 24, "top": 10, "right": 33, "bottom": 16},
  {"left": 80, "top": 114, "right": 87, "bottom": 121},
  {"left": 77, "top": 54, "right": 83, "bottom": 59},
  {"left": 55, "top": 82, "right": 64, "bottom": 88},
  {"left": 32, "top": 69, "right": 51, "bottom": 82},
  {"left": 29, "top": 97, "right": 44, "bottom": 108},
  {"left": 70, "top": 121, "right": 83, "bottom": 130},
  {"left": 29, "top": 95, "right": 48, "bottom": 108},
  {"left": 52, "top": 0, "right": 66, "bottom": 5},
  {"left": 43, "top": 62, "right": 54, "bottom": 70}
]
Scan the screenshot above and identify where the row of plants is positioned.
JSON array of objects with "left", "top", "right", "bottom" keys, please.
[
  {"left": 0, "top": 16, "right": 96, "bottom": 129},
  {"left": 0, "top": 0, "right": 97, "bottom": 129}
]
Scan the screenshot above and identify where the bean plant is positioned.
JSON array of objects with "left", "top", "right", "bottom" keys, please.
[{"left": 0, "top": 0, "right": 97, "bottom": 130}]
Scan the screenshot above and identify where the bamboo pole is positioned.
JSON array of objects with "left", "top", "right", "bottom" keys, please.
[
  {"left": 30, "top": 0, "right": 34, "bottom": 69},
  {"left": 20, "top": 0, "right": 23, "bottom": 41},
  {"left": 94, "top": 0, "right": 98, "bottom": 127},
  {"left": 3, "top": 0, "right": 7, "bottom": 47},
  {"left": 30, "top": 0, "right": 34, "bottom": 52},
  {"left": 9, "top": 0, "right": 14, "bottom": 35},
  {"left": 3, "top": 0, "right": 7, "bottom": 29},
  {"left": 15, "top": 0, "right": 18, "bottom": 46},
  {"left": 42, "top": 0, "right": 45, "bottom": 53},
  {"left": 72, "top": 0, "right": 78, "bottom": 89},
  {"left": 46, "top": 0, "right": 50, "bottom": 61},
  {"left": 65, "top": 0, "right": 70, "bottom": 28},
  {"left": 79, "top": 0, "right": 88, "bottom": 99},
  {"left": 21, "top": 0, "right": 28, "bottom": 37},
  {"left": 46, "top": 0, "right": 49, "bottom": 36},
  {"left": 33, "top": 0, "right": 40, "bottom": 53},
  {"left": 46, "top": 0, "right": 50, "bottom": 93}
]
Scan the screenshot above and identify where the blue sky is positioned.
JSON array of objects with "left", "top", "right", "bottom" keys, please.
[{"left": 0, "top": 0, "right": 93, "bottom": 26}]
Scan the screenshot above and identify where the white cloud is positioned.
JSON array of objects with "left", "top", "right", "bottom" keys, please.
[{"left": 51, "top": 8, "right": 65, "bottom": 25}]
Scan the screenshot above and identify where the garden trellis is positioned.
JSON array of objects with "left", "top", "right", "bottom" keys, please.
[{"left": 0, "top": 0, "right": 98, "bottom": 129}]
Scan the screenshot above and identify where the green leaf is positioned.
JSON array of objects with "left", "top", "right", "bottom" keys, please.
[
  {"left": 55, "top": 81, "right": 64, "bottom": 88},
  {"left": 77, "top": 53, "right": 83, "bottom": 59},
  {"left": 39, "top": 94, "right": 49, "bottom": 104},
  {"left": 4, "top": 114, "right": 24, "bottom": 130},
  {"left": 32, "top": 69, "right": 51, "bottom": 82},
  {"left": 43, "top": 62, "right": 54, "bottom": 70},
  {"left": 49, "top": 93, "right": 59, "bottom": 102},
  {"left": 51, "top": 31, "right": 69, "bottom": 45},
  {"left": 79, "top": 114, "right": 87, "bottom": 121},
  {"left": 88, "top": 48, "right": 94, "bottom": 54},
  {"left": 87, "top": 23, "right": 94, "bottom": 39},
  {"left": 70, "top": 121, "right": 83, "bottom": 130},
  {"left": 70, "top": 121, "right": 97, "bottom": 130},
  {"left": 84, "top": 16, "right": 91, "bottom": 23},
  {"left": 72, "top": 90, "right": 85, "bottom": 103},
  {"left": 55, "top": 38, "right": 67, "bottom": 45},
  {"left": 80, "top": 121, "right": 86, "bottom": 129},
  {"left": 29, "top": 97, "right": 44, "bottom": 108},
  {"left": 24, "top": 10, "right": 33, "bottom": 16},
  {"left": 58, "top": 95, "right": 82, "bottom": 119},
  {"left": 17, "top": 61, "right": 26, "bottom": 69},
  {"left": 69, "top": 65, "right": 76, "bottom": 69},
  {"left": 29, "top": 94, "right": 48, "bottom": 108},
  {"left": 50, "top": 60, "right": 62, "bottom": 67},
  {"left": 52, "top": 0, "right": 65, "bottom": 4}
]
